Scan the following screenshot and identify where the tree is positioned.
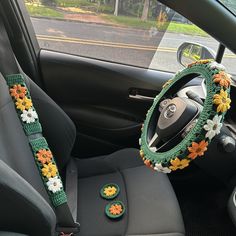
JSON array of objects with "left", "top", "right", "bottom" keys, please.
[
  {"left": 141, "top": 0, "right": 150, "bottom": 21},
  {"left": 114, "top": 0, "right": 119, "bottom": 16}
]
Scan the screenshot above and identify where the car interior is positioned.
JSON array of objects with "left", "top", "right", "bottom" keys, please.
[{"left": 0, "top": 0, "right": 236, "bottom": 236}]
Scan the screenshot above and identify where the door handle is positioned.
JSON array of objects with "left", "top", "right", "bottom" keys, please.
[
  {"left": 129, "top": 94, "right": 154, "bottom": 101},
  {"left": 129, "top": 88, "right": 157, "bottom": 101}
]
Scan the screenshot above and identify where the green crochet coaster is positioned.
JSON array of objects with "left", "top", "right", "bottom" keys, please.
[{"left": 105, "top": 201, "right": 125, "bottom": 219}]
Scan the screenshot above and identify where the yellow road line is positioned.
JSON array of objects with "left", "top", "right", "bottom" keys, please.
[
  {"left": 38, "top": 36, "right": 161, "bottom": 51},
  {"left": 36, "top": 34, "right": 236, "bottom": 58},
  {"left": 225, "top": 54, "right": 236, "bottom": 58},
  {"left": 36, "top": 34, "right": 158, "bottom": 49}
]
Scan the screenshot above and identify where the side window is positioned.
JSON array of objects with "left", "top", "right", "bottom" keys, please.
[
  {"left": 24, "top": 0, "right": 229, "bottom": 73},
  {"left": 222, "top": 50, "right": 236, "bottom": 76}
]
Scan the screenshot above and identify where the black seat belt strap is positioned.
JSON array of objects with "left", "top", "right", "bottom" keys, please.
[
  {"left": 66, "top": 159, "right": 78, "bottom": 221},
  {"left": 0, "top": 17, "right": 79, "bottom": 235}
]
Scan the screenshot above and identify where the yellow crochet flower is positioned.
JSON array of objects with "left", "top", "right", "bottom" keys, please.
[
  {"left": 188, "top": 59, "right": 212, "bottom": 68},
  {"left": 42, "top": 162, "right": 58, "bottom": 178},
  {"left": 140, "top": 150, "right": 145, "bottom": 159},
  {"left": 104, "top": 186, "right": 117, "bottom": 197},
  {"left": 15, "top": 97, "right": 32, "bottom": 111},
  {"left": 213, "top": 89, "right": 231, "bottom": 113},
  {"left": 162, "top": 79, "right": 173, "bottom": 88},
  {"left": 169, "top": 158, "right": 190, "bottom": 171}
]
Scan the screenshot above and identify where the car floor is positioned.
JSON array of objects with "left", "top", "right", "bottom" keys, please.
[{"left": 171, "top": 167, "right": 236, "bottom": 236}]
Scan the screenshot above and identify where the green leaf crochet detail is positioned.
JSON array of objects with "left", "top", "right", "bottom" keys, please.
[{"left": 30, "top": 137, "right": 49, "bottom": 152}]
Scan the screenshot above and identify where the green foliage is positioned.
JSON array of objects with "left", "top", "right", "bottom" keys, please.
[
  {"left": 25, "top": 0, "right": 207, "bottom": 37},
  {"left": 41, "top": 0, "right": 57, "bottom": 6},
  {"left": 102, "top": 14, "right": 156, "bottom": 28},
  {"left": 26, "top": 4, "right": 63, "bottom": 17},
  {"left": 33, "top": 0, "right": 168, "bottom": 21},
  {"left": 166, "top": 22, "right": 207, "bottom": 37},
  {"left": 98, "top": 4, "right": 114, "bottom": 13},
  {"left": 55, "top": 0, "right": 97, "bottom": 7}
]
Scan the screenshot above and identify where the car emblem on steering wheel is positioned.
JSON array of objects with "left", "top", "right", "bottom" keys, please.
[{"left": 164, "top": 104, "right": 177, "bottom": 119}]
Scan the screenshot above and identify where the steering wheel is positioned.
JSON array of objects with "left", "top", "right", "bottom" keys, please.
[{"left": 140, "top": 60, "right": 232, "bottom": 173}]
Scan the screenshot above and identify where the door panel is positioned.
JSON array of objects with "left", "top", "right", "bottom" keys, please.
[{"left": 39, "top": 50, "right": 173, "bottom": 157}]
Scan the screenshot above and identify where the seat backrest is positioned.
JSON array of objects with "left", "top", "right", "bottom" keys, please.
[{"left": 0, "top": 19, "right": 76, "bottom": 235}]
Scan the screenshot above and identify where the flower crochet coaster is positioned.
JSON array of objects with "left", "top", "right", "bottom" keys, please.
[
  {"left": 100, "top": 183, "right": 120, "bottom": 200},
  {"left": 105, "top": 201, "right": 125, "bottom": 219}
]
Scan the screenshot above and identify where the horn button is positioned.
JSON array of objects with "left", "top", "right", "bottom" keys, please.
[{"left": 157, "top": 97, "right": 198, "bottom": 141}]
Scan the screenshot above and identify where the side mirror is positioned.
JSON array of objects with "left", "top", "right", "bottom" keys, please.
[{"left": 177, "top": 42, "right": 216, "bottom": 67}]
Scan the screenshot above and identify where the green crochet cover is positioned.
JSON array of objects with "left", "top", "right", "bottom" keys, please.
[
  {"left": 140, "top": 60, "right": 231, "bottom": 172},
  {"left": 5, "top": 74, "right": 67, "bottom": 207}
]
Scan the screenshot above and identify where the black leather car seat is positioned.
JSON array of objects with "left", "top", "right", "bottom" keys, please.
[{"left": 0, "top": 17, "right": 185, "bottom": 236}]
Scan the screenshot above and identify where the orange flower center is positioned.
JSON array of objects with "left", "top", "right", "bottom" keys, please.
[
  {"left": 222, "top": 98, "right": 227, "bottom": 103},
  {"left": 196, "top": 148, "right": 202, "bottom": 153},
  {"left": 16, "top": 89, "right": 22, "bottom": 94}
]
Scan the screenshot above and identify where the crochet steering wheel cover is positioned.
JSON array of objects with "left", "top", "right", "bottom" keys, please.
[{"left": 140, "top": 60, "right": 231, "bottom": 172}]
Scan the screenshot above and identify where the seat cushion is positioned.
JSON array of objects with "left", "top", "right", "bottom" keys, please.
[{"left": 76, "top": 148, "right": 185, "bottom": 236}]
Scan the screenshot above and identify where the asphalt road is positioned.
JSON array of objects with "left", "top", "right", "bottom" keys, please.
[{"left": 31, "top": 17, "right": 236, "bottom": 74}]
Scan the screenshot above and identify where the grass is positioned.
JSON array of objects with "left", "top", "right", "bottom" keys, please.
[
  {"left": 55, "top": 0, "right": 96, "bottom": 7},
  {"left": 166, "top": 22, "right": 208, "bottom": 37},
  {"left": 101, "top": 14, "right": 208, "bottom": 37},
  {"left": 102, "top": 14, "right": 157, "bottom": 29},
  {"left": 26, "top": 4, "right": 64, "bottom": 18}
]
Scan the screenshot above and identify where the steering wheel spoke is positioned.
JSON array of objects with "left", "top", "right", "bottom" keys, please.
[{"left": 149, "top": 132, "right": 160, "bottom": 149}]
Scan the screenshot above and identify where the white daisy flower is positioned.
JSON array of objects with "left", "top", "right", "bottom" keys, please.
[
  {"left": 203, "top": 115, "right": 223, "bottom": 140},
  {"left": 154, "top": 163, "right": 171, "bottom": 173},
  {"left": 209, "top": 61, "right": 225, "bottom": 71},
  {"left": 139, "top": 138, "right": 142, "bottom": 146},
  {"left": 46, "top": 176, "right": 63, "bottom": 193},
  {"left": 21, "top": 108, "right": 38, "bottom": 124}
]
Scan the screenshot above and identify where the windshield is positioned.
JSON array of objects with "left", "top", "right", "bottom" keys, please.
[{"left": 219, "top": 0, "right": 236, "bottom": 15}]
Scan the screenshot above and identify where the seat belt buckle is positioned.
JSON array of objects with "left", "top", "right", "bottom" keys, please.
[
  {"left": 57, "top": 222, "right": 80, "bottom": 236},
  {"left": 60, "top": 233, "right": 74, "bottom": 236}
]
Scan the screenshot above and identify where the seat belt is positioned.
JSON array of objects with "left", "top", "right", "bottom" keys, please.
[
  {"left": 66, "top": 159, "right": 78, "bottom": 221},
  {"left": 0, "top": 17, "right": 79, "bottom": 236}
]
